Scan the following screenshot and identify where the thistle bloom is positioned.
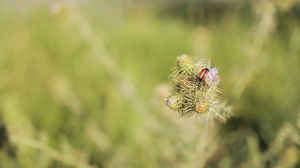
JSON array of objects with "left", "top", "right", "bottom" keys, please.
[
  {"left": 205, "top": 66, "right": 220, "bottom": 86},
  {"left": 167, "top": 55, "right": 226, "bottom": 121}
]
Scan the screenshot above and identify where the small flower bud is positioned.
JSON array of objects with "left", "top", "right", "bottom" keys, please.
[
  {"left": 173, "top": 54, "right": 195, "bottom": 76},
  {"left": 166, "top": 94, "right": 183, "bottom": 110}
]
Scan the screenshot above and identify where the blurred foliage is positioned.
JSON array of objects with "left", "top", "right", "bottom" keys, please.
[{"left": 0, "top": 0, "right": 300, "bottom": 167}]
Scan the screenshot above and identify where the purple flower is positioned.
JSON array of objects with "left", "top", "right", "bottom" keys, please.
[{"left": 205, "top": 67, "right": 220, "bottom": 86}]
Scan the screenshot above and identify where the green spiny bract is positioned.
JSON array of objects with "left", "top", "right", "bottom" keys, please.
[{"left": 167, "top": 54, "right": 226, "bottom": 121}]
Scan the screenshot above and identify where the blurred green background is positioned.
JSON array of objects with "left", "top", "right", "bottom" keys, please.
[{"left": 0, "top": 0, "right": 300, "bottom": 167}]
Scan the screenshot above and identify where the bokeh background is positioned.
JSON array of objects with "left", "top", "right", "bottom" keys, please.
[{"left": 0, "top": 0, "right": 300, "bottom": 167}]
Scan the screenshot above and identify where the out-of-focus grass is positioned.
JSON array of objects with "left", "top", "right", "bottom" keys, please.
[{"left": 0, "top": 1, "right": 299, "bottom": 168}]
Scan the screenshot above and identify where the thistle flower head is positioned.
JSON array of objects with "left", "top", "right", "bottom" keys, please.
[
  {"left": 167, "top": 55, "right": 227, "bottom": 121},
  {"left": 183, "top": 87, "right": 221, "bottom": 120}
]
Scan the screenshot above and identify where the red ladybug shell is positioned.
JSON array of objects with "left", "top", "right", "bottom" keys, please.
[{"left": 198, "top": 68, "right": 209, "bottom": 79}]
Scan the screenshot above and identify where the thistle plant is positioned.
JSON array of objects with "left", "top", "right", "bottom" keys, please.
[{"left": 166, "top": 54, "right": 228, "bottom": 121}]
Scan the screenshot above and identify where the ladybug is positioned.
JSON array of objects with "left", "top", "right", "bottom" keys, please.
[{"left": 198, "top": 68, "right": 209, "bottom": 81}]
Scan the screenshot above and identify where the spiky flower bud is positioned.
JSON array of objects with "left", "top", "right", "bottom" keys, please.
[
  {"left": 172, "top": 54, "right": 196, "bottom": 76},
  {"left": 166, "top": 94, "right": 183, "bottom": 110},
  {"left": 167, "top": 54, "right": 228, "bottom": 121}
]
